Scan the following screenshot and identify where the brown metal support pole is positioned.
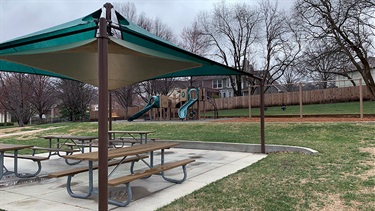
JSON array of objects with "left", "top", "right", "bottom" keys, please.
[
  {"left": 248, "top": 86, "right": 252, "bottom": 118},
  {"left": 260, "top": 81, "right": 265, "bottom": 154},
  {"left": 109, "top": 92, "right": 113, "bottom": 131},
  {"left": 98, "top": 14, "right": 109, "bottom": 211},
  {"left": 98, "top": 17, "right": 109, "bottom": 211}
]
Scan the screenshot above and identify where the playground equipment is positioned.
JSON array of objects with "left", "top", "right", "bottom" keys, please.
[
  {"left": 178, "top": 88, "right": 199, "bottom": 120},
  {"left": 126, "top": 88, "right": 204, "bottom": 121},
  {"left": 128, "top": 96, "right": 160, "bottom": 121}
]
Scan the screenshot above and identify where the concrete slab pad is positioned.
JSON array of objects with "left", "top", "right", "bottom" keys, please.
[{"left": 1, "top": 147, "right": 266, "bottom": 211}]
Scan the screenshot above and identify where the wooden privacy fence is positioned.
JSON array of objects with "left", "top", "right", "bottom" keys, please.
[
  {"left": 205, "top": 84, "right": 372, "bottom": 111},
  {"left": 90, "top": 80, "right": 373, "bottom": 120}
]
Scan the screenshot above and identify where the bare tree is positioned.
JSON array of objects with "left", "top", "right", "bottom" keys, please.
[
  {"left": 56, "top": 79, "right": 95, "bottom": 121},
  {"left": 256, "top": 0, "right": 302, "bottom": 92},
  {"left": 0, "top": 73, "right": 35, "bottom": 126},
  {"left": 180, "top": 21, "right": 211, "bottom": 56},
  {"left": 135, "top": 79, "right": 179, "bottom": 103},
  {"left": 113, "top": 85, "right": 136, "bottom": 118},
  {"left": 199, "top": 1, "right": 260, "bottom": 96},
  {"left": 26, "top": 75, "right": 58, "bottom": 123},
  {"left": 115, "top": 3, "right": 179, "bottom": 100},
  {"left": 295, "top": 0, "right": 375, "bottom": 97},
  {"left": 113, "top": 2, "right": 137, "bottom": 21},
  {"left": 137, "top": 12, "right": 153, "bottom": 31},
  {"left": 179, "top": 20, "right": 211, "bottom": 87},
  {"left": 299, "top": 40, "right": 355, "bottom": 87},
  {"left": 278, "top": 67, "right": 303, "bottom": 92}
]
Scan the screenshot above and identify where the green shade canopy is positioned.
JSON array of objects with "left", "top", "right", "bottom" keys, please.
[
  {"left": 0, "top": 8, "right": 254, "bottom": 90},
  {"left": 0, "top": 5, "right": 261, "bottom": 210},
  {"left": 0, "top": 60, "right": 72, "bottom": 79}
]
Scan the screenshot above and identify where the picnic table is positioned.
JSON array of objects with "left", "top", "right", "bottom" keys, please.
[
  {"left": 0, "top": 143, "right": 47, "bottom": 179},
  {"left": 108, "top": 130, "right": 154, "bottom": 147},
  {"left": 49, "top": 142, "right": 195, "bottom": 207},
  {"left": 31, "top": 135, "right": 98, "bottom": 165}
]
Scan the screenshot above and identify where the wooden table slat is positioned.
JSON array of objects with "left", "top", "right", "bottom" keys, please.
[
  {"left": 0, "top": 143, "right": 33, "bottom": 151},
  {"left": 63, "top": 142, "right": 178, "bottom": 161}
]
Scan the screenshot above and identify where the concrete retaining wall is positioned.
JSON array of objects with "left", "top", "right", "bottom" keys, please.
[{"left": 159, "top": 140, "right": 318, "bottom": 154}]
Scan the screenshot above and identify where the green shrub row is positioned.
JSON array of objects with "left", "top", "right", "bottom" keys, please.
[{"left": 0, "top": 122, "right": 14, "bottom": 126}]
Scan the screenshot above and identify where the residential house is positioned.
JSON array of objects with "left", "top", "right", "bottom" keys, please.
[
  {"left": 192, "top": 73, "right": 286, "bottom": 98},
  {"left": 0, "top": 110, "right": 11, "bottom": 124},
  {"left": 336, "top": 57, "right": 375, "bottom": 87}
]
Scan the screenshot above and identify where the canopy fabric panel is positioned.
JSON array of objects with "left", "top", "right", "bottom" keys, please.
[
  {"left": 0, "top": 60, "right": 72, "bottom": 79},
  {"left": 0, "top": 9, "right": 101, "bottom": 53},
  {"left": 0, "top": 9, "right": 102, "bottom": 81},
  {"left": 0, "top": 37, "right": 200, "bottom": 90}
]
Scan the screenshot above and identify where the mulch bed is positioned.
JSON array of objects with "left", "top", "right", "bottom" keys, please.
[{"left": 211, "top": 117, "right": 375, "bottom": 123}]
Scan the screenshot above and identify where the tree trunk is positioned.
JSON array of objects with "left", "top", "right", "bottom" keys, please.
[
  {"left": 362, "top": 70, "right": 375, "bottom": 100},
  {"left": 358, "top": 60, "right": 375, "bottom": 100},
  {"left": 18, "top": 118, "right": 24, "bottom": 127},
  {"left": 39, "top": 113, "right": 44, "bottom": 124}
]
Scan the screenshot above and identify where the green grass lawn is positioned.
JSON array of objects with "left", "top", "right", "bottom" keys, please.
[
  {"left": 0, "top": 121, "right": 374, "bottom": 210},
  {"left": 206, "top": 101, "right": 375, "bottom": 117}
]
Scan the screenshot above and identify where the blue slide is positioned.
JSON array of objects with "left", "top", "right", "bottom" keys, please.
[
  {"left": 128, "top": 96, "right": 160, "bottom": 122},
  {"left": 178, "top": 89, "right": 198, "bottom": 119}
]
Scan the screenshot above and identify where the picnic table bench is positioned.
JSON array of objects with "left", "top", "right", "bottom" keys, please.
[
  {"left": 108, "top": 131, "right": 154, "bottom": 146},
  {"left": 48, "top": 155, "right": 148, "bottom": 199},
  {"left": 31, "top": 146, "right": 81, "bottom": 156},
  {"left": 51, "top": 142, "right": 195, "bottom": 207},
  {"left": 1, "top": 143, "right": 49, "bottom": 179},
  {"left": 49, "top": 155, "right": 149, "bottom": 178},
  {"left": 32, "top": 135, "right": 98, "bottom": 165},
  {"left": 107, "top": 158, "right": 194, "bottom": 206},
  {"left": 3, "top": 153, "right": 49, "bottom": 178}
]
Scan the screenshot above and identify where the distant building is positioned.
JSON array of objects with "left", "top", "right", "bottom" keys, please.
[
  {"left": 192, "top": 72, "right": 286, "bottom": 98},
  {"left": 0, "top": 110, "right": 11, "bottom": 123},
  {"left": 336, "top": 57, "right": 375, "bottom": 87}
]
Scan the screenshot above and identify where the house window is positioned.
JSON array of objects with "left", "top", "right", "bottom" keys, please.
[
  {"left": 226, "top": 78, "right": 236, "bottom": 88},
  {"left": 212, "top": 79, "right": 223, "bottom": 89},
  {"left": 220, "top": 90, "right": 226, "bottom": 98}
]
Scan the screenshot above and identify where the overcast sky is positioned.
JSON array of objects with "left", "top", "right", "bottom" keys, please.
[{"left": 0, "top": 0, "right": 294, "bottom": 43}]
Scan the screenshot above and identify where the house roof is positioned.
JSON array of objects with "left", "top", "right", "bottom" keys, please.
[{"left": 343, "top": 56, "right": 375, "bottom": 72}]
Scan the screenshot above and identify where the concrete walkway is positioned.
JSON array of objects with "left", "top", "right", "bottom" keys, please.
[{"left": 0, "top": 146, "right": 267, "bottom": 211}]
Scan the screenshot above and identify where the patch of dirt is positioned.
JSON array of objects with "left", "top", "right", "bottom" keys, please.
[
  {"left": 211, "top": 117, "right": 375, "bottom": 123},
  {"left": 0, "top": 127, "right": 31, "bottom": 135}
]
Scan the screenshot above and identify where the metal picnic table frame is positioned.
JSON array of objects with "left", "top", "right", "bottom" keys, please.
[
  {"left": 60, "top": 142, "right": 187, "bottom": 206},
  {"left": 38, "top": 135, "right": 98, "bottom": 165},
  {"left": 0, "top": 143, "right": 35, "bottom": 179},
  {"left": 108, "top": 130, "right": 154, "bottom": 146}
]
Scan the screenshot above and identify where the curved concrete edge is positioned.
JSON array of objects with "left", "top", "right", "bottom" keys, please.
[{"left": 158, "top": 140, "right": 318, "bottom": 154}]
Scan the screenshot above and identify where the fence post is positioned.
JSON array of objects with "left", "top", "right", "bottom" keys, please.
[
  {"left": 359, "top": 79, "right": 363, "bottom": 118},
  {"left": 248, "top": 86, "right": 252, "bottom": 118},
  {"left": 299, "top": 82, "right": 303, "bottom": 118},
  {"left": 203, "top": 88, "right": 206, "bottom": 119}
]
